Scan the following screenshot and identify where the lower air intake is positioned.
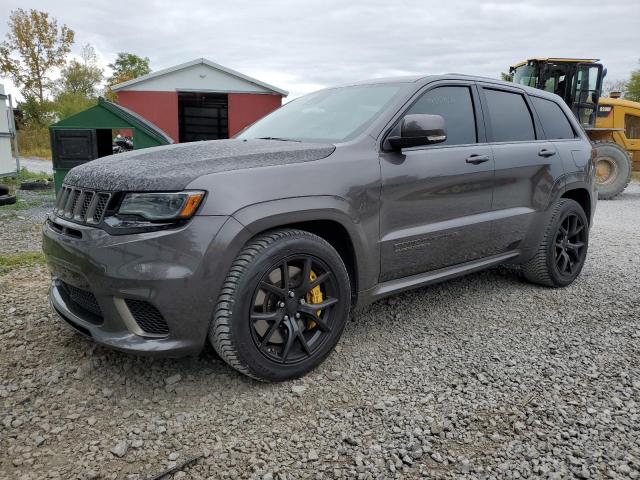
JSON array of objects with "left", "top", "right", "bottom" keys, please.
[{"left": 125, "top": 299, "right": 169, "bottom": 336}]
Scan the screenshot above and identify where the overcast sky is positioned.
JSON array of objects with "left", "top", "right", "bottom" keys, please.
[{"left": 1, "top": 0, "right": 639, "bottom": 101}]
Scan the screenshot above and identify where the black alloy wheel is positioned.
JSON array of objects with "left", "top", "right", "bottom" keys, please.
[
  {"left": 210, "top": 229, "right": 351, "bottom": 382},
  {"left": 553, "top": 212, "right": 587, "bottom": 278},
  {"left": 250, "top": 255, "right": 339, "bottom": 365},
  {"left": 522, "top": 198, "right": 589, "bottom": 288}
]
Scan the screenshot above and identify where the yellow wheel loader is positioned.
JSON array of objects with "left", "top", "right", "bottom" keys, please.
[{"left": 510, "top": 58, "right": 640, "bottom": 199}]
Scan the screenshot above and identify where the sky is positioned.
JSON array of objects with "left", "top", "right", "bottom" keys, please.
[{"left": 1, "top": 0, "right": 639, "bottom": 101}]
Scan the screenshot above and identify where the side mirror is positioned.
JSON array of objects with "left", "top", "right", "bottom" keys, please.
[{"left": 388, "top": 114, "right": 447, "bottom": 150}]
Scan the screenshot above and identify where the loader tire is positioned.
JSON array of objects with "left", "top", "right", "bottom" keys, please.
[{"left": 593, "top": 141, "right": 632, "bottom": 200}]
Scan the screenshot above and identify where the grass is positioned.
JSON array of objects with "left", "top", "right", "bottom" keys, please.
[
  {"left": 1, "top": 168, "right": 53, "bottom": 189},
  {"left": 632, "top": 172, "right": 640, "bottom": 182},
  {"left": 0, "top": 251, "right": 46, "bottom": 275},
  {"left": 0, "top": 197, "right": 47, "bottom": 213}
]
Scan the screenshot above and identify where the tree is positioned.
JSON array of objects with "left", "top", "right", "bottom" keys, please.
[
  {"left": 54, "top": 92, "right": 95, "bottom": 119},
  {"left": 626, "top": 61, "right": 640, "bottom": 102},
  {"left": 0, "top": 9, "right": 74, "bottom": 103},
  {"left": 603, "top": 79, "right": 627, "bottom": 98},
  {"left": 57, "top": 44, "right": 103, "bottom": 97},
  {"left": 500, "top": 72, "right": 513, "bottom": 82},
  {"left": 107, "top": 52, "right": 151, "bottom": 85},
  {"left": 105, "top": 52, "right": 151, "bottom": 101}
]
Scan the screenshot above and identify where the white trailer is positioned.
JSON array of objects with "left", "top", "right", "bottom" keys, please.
[{"left": 0, "top": 84, "right": 19, "bottom": 178}]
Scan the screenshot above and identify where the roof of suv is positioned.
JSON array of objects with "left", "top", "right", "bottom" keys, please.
[{"left": 339, "top": 73, "right": 561, "bottom": 101}]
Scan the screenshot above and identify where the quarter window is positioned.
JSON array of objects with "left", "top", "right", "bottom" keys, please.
[
  {"left": 407, "top": 86, "right": 477, "bottom": 145},
  {"left": 625, "top": 114, "right": 640, "bottom": 139},
  {"left": 531, "top": 97, "right": 576, "bottom": 140},
  {"left": 483, "top": 89, "right": 536, "bottom": 142}
]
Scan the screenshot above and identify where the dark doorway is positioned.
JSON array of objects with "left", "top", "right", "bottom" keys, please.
[{"left": 178, "top": 92, "right": 228, "bottom": 142}]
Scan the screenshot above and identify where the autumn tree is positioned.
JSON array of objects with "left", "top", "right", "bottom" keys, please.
[
  {"left": 0, "top": 9, "right": 74, "bottom": 102},
  {"left": 105, "top": 52, "right": 151, "bottom": 101}
]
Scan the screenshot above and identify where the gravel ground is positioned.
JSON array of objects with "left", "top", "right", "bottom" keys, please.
[
  {"left": 1, "top": 182, "right": 639, "bottom": 479},
  {"left": 0, "top": 189, "right": 56, "bottom": 254}
]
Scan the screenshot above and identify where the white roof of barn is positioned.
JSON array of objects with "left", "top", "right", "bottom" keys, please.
[{"left": 111, "top": 58, "right": 288, "bottom": 96}]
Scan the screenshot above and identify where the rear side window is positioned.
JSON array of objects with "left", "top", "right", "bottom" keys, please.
[
  {"left": 407, "top": 86, "right": 477, "bottom": 145},
  {"left": 483, "top": 89, "right": 535, "bottom": 142},
  {"left": 531, "top": 97, "right": 576, "bottom": 139}
]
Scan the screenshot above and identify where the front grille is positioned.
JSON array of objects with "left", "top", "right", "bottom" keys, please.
[
  {"left": 61, "top": 282, "right": 103, "bottom": 319},
  {"left": 54, "top": 186, "right": 111, "bottom": 225},
  {"left": 125, "top": 299, "right": 169, "bottom": 336}
]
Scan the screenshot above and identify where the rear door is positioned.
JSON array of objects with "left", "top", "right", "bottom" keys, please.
[
  {"left": 379, "top": 82, "right": 495, "bottom": 282},
  {"left": 477, "top": 85, "right": 559, "bottom": 254},
  {"left": 530, "top": 95, "right": 587, "bottom": 182}
]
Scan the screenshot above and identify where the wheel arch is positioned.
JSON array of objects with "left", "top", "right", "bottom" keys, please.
[
  {"left": 232, "top": 197, "right": 377, "bottom": 306},
  {"left": 561, "top": 187, "right": 592, "bottom": 224}
]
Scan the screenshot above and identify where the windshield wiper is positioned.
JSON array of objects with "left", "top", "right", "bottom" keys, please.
[{"left": 256, "top": 137, "right": 301, "bottom": 142}]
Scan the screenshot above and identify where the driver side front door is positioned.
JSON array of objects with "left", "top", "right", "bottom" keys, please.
[{"left": 378, "top": 83, "right": 495, "bottom": 282}]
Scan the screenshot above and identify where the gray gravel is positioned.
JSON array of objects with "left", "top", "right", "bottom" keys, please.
[
  {"left": 0, "top": 189, "right": 56, "bottom": 254},
  {"left": 1, "top": 182, "right": 639, "bottom": 479}
]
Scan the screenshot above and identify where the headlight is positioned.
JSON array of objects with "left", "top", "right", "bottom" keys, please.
[{"left": 117, "top": 191, "right": 205, "bottom": 221}]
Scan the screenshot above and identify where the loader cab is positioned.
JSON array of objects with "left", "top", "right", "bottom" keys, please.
[{"left": 510, "top": 58, "right": 604, "bottom": 128}]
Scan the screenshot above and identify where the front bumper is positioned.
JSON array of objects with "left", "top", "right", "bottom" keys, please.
[{"left": 43, "top": 213, "right": 247, "bottom": 356}]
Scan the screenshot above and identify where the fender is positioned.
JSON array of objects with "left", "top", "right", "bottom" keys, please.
[{"left": 231, "top": 195, "right": 379, "bottom": 295}]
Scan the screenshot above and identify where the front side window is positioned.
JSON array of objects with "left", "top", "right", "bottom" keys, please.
[
  {"left": 407, "top": 86, "right": 477, "bottom": 145},
  {"left": 531, "top": 97, "right": 576, "bottom": 140},
  {"left": 624, "top": 114, "right": 640, "bottom": 140},
  {"left": 483, "top": 89, "right": 536, "bottom": 142},
  {"left": 237, "top": 84, "right": 405, "bottom": 143}
]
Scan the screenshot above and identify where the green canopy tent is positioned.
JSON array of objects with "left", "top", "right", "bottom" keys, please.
[{"left": 49, "top": 97, "right": 173, "bottom": 193}]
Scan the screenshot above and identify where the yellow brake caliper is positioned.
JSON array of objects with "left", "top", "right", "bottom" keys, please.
[{"left": 305, "top": 271, "right": 323, "bottom": 329}]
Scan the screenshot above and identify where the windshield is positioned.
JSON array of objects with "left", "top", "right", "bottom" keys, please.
[
  {"left": 512, "top": 64, "right": 539, "bottom": 88},
  {"left": 237, "top": 83, "right": 405, "bottom": 143}
]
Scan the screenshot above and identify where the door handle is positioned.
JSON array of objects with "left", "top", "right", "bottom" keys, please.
[
  {"left": 465, "top": 154, "right": 490, "bottom": 165},
  {"left": 538, "top": 148, "right": 556, "bottom": 158}
]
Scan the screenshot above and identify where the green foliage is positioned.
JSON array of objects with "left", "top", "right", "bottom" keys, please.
[
  {"left": 500, "top": 72, "right": 513, "bottom": 82},
  {"left": 0, "top": 8, "right": 74, "bottom": 102},
  {"left": 57, "top": 44, "right": 103, "bottom": 97},
  {"left": 626, "top": 62, "right": 640, "bottom": 102},
  {"left": 106, "top": 52, "right": 151, "bottom": 100},
  {"left": 18, "top": 95, "right": 56, "bottom": 127},
  {"left": 0, "top": 251, "right": 46, "bottom": 275},
  {"left": 107, "top": 52, "right": 150, "bottom": 85},
  {"left": 53, "top": 91, "right": 96, "bottom": 120}
]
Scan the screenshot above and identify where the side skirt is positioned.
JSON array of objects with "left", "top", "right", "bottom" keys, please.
[{"left": 357, "top": 251, "right": 520, "bottom": 308}]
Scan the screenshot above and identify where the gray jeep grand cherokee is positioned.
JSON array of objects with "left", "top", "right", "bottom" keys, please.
[{"left": 43, "top": 74, "right": 596, "bottom": 381}]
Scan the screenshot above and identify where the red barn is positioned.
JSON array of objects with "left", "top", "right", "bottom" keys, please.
[{"left": 112, "top": 58, "right": 287, "bottom": 143}]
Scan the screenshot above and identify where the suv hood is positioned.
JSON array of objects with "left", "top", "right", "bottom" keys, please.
[{"left": 63, "top": 139, "right": 336, "bottom": 191}]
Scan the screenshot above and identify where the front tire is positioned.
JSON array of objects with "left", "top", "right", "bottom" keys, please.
[
  {"left": 209, "top": 229, "right": 351, "bottom": 382},
  {"left": 522, "top": 199, "right": 589, "bottom": 288}
]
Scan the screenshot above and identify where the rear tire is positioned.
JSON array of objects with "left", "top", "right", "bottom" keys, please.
[
  {"left": 20, "top": 180, "right": 53, "bottom": 191},
  {"left": 522, "top": 199, "right": 589, "bottom": 288},
  {"left": 0, "top": 194, "right": 16, "bottom": 206},
  {"left": 209, "top": 229, "right": 351, "bottom": 382},
  {"left": 593, "top": 141, "right": 632, "bottom": 200}
]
